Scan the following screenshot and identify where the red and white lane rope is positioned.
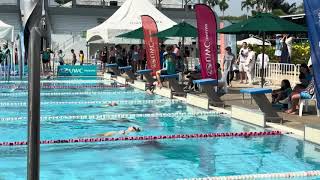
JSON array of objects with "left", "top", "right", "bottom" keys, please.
[
  {"left": 0, "top": 91, "right": 141, "bottom": 97},
  {"left": 0, "top": 131, "right": 282, "bottom": 147},
  {"left": 0, "top": 84, "right": 127, "bottom": 89},
  {"left": 0, "top": 99, "right": 183, "bottom": 107},
  {"left": 0, "top": 111, "right": 220, "bottom": 121},
  {"left": 177, "top": 170, "right": 320, "bottom": 180}
]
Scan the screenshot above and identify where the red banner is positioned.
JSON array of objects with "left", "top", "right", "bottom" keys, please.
[
  {"left": 195, "top": 4, "right": 218, "bottom": 79},
  {"left": 141, "top": 15, "right": 160, "bottom": 75}
]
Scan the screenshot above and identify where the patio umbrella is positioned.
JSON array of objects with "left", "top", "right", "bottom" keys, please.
[
  {"left": 155, "top": 22, "right": 197, "bottom": 71},
  {"left": 218, "top": 13, "right": 307, "bottom": 87},
  {"left": 116, "top": 27, "right": 168, "bottom": 41},
  {"left": 116, "top": 27, "right": 144, "bottom": 39},
  {"left": 155, "top": 22, "right": 198, "bottom": 38}
]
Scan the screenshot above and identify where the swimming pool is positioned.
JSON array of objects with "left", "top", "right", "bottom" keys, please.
[{"left": 0, "top": 77, "right": 320, "bottom": 179}]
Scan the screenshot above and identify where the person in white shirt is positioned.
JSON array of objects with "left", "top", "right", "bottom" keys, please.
[
  {"left": 256, "top": 52, "right": 269, "bottom": 83},
  {"left": 245, "top": 45, "right": 256, "bottom": 85},
  {"left": 237, "top": 42, "right": 249, "bottom": 83},
  {"left": 222, "top": 46, "right": 236, "bottom": 87},
  {"left": 308, "top": 57, "right": 312, "bottom": 66},
  {"left": 285, "top": 35, "right": 294, "bottom": 63}
]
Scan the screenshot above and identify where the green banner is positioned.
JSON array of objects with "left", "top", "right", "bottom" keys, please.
[{"left": 57, "top": 65, "right": 97, "bottom": 76}]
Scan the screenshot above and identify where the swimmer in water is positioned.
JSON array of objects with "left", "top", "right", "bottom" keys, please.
[
  {"left": 107, "top": 102, "right": 118, "bottom": 106},
  {"left": 98, "top": 126, "right": 141, "bottom": 137}
]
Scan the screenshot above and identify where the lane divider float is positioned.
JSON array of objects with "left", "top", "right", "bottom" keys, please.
[
  {"left": 0, "top": 99, "right": 183, "bottom": 107},
  {"left": 0, "top": 112, "right": 220, "bottom": 121},
  {"left": 0, "top": 91, "right": 141, "bottom": 97},
  {"left": 0, "top": 84, "right": 128, "bottom": 90},
  {"left": 177, "top": 170, "right": 320, "bottom": 180},
  {"left": 0, "top": 131, "right": 282, "bottom": 147}
]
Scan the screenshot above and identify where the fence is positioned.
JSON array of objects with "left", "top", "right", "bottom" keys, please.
[
  {"left": 254, "top": 63, "right": 301, "bottom": 85},
  {"left": 186, "top": 58, "right": 301, "bottom": 86}
]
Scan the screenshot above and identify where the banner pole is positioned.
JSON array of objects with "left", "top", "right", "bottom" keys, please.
[{"left": 27, "top": 27, "right": 41, "bottom": 180}]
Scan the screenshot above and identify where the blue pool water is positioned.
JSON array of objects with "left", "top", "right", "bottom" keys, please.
[{"left": 0, "top": 78, "right": 320, "bottom": 179}]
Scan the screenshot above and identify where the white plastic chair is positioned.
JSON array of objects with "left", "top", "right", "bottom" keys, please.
[{"left": 299, "top": 95, "right": 320, "bottom": 117}]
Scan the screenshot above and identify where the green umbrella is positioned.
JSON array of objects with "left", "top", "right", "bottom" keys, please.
[
  {"left": 155, "top": 22, "right": 198, "bottom": 38},
  {"left": 117, "top": 27, "right": 168, "bottom": 40},
  {"left": 116, "top": 27, "right": 145, "bottom": 39},
  {"left": 218, "top": 13, "right": 307, "bottom": 34},
  {"left": 218, "top": 13, "right": 307, "bottom": 87}
]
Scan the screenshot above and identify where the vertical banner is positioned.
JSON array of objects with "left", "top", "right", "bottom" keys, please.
[
  {"left": 141, "top": 15, "right": 160, "bottom": 75},
  {"left": 219, "top": 22, "right": 225, "bottom": 69},
  {"left": 195, "top": 4, "right": 218, "bottom": 79},
  {"left": 304, "top": 0, "right": 320, "bottom": 108}
]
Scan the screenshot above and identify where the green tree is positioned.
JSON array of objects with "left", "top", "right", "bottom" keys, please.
[
  {"left": 260, "top": 0, "right": 297, "bottom": 14},
  {"left": 202, "top": 0, "right": 220, "bottom": 8},
  {"left": 294, "top": 3, "right": 304, "bottom": 14},
  {"left": 218, "top": 0, "right": 229, "bottom": 18},
  {"left": 241, "top": 0, "right": 254, "bottom": 19}
]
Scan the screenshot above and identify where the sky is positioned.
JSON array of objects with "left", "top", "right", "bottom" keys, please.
[{"left": 211, "top": 0, "right": 304, "bottom": 16}]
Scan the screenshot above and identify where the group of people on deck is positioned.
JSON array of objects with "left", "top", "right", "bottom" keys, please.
[
  {"left": 223, "top": 42, "right": 270, "bottom": 87},
  {"left": 97, "top": 44, "right": 147, "bottom": 73}
]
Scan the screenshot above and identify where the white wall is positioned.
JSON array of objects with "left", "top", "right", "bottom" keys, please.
[{"left": 50, "top": 15, "right": 98, "bottom": 34}]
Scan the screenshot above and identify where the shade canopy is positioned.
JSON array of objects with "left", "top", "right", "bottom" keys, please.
[
  {"left": 218, "top": 13, "right": 307, "bottom": 34},
  {"left": 0, "top": 20, "right": 14, "bottom": 42},
  {"left": 155, "top": 22, "right": 198, "bottom": 38},
  {"left": 86, "top": 0, "right": 176, "bottom": 44},
  {"left": 237, "top": 37, "right": 271, "bottom": 46}
]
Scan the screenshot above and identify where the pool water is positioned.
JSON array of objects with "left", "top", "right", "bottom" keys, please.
[{"left": 0, "top": 78, "right": 320, "bottom": 180}]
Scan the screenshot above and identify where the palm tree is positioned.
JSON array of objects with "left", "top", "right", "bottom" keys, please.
[
  {"left": 202, "top": 0, "right": 220, "bottom": 8},
  {"left": 219, "top": 0, "right": 229, "bottom": 18},
  {"left": 241, "top": 0, "right": 254, "bottom": 19}
]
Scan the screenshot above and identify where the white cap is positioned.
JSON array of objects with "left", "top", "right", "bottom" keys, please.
[{"left": 163, "top": 52, "right": 168, "bottom": 56}]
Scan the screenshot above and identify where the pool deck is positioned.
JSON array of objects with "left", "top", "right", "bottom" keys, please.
[
  {"left": 189, "top": 81, "right": 319, "bottom": 138},
  {"left": 106, "top": 74, "right": 319, "bottom": 140}
]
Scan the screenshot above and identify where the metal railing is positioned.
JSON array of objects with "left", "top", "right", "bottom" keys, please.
[
  {"left": 254, "top": 63, "right": 301, "bottom": 85},
  {"left": 186, "top": 59, "right": 302, "bottom": 86},
  {"left": 186, "top": 57, "right": 199, "bottom": 71}
]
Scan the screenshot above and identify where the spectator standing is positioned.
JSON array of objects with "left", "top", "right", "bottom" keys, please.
[
  {"left": 71, "top": 49, "right": 77, "bottom": 65},
  {"left": 237, "top": 42, "right": 249, "bottom": 83},
  {"left": 285, "top": 34, "right": 294, "bottom": 63},
  {"left": 42, "top": 48, "right": 51, "bottom": 74},
  {"left": 100, "top": 47, "right": 108, "bottom": 71},
  {"left": 58, "top": 50, "right": 65, "bottom": 65},
  {"left": 245, "top": 45, "right": 256, "bottom": 85},
  {"left": 159, "top": 44, "right": 166, "bottom": 69},
  {"left": 274, "top": 34, "right": 282, "bottom": 62},
  {"left": 256, "top": 52, "right": 270, "bottom": 83},
  {"left": 131, "top": 45, "right": 139, "bottom": 72},
  {"left": 79, "top": 50, "right": 84, "bottom": 65},
  {"left": 280, "top": 36, "right": 290, "bottom": 63},
  {"left": 222, "top": 47, "right": 235, "bottom": 87},
  {"left": 94, "top": 50, "right": 100, "bottom": 65},
  {"left": 109, "top": 46, "right": 116, "bottom": 64},
  {"left": 138, "top": 44, "right": 145, "bottom": 70}
]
